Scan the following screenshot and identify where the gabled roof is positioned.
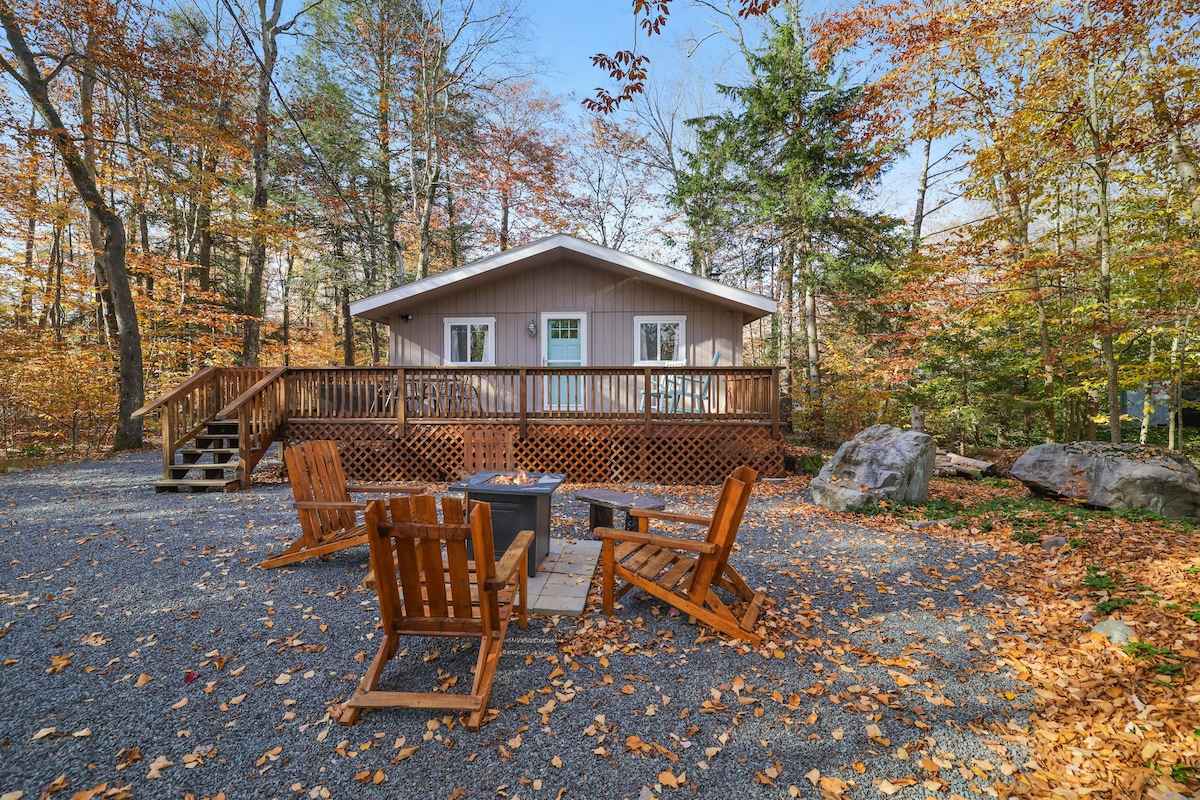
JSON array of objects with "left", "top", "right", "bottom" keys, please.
[{"left": 349, "top": 234, "right": 777, "bottom": 324}]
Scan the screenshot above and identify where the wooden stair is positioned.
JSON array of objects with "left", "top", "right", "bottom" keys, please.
[{"left": 154, "top": 419, "right": 241, "bottom": 493}]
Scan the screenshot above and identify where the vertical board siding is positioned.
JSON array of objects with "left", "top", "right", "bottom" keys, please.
[{"left": 386, "top": 257, "right": 751, "bottom": 368}]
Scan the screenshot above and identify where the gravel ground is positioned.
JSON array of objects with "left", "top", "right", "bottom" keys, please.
[{"left": 0, "top": 451, "right": 1031, "bottom": 800}]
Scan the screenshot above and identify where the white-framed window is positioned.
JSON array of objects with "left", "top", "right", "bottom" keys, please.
[
  {"left": 444, "top": 317, "right": 495, "bottom": 365},
  {"left": 634, "top": 316, "right": 686, "bottom": 364}
]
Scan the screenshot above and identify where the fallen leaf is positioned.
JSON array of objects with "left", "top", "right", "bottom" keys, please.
[{"left": 146, "top": 756, "right": 174, "bottom": 780}]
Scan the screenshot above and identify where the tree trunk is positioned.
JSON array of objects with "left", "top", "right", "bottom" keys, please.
[
  {"left": 0, "top": 2, "right": 144, "bottom": 449},
  {"left": 243, "top": 0, "right": 286, "bottom": 367},
  {"left": 19, "top": 121, "right": 36, "bottom": 328},
  {"left": 499, "top": 188, "right": 510, "bottom": 250},
  {"left": 415, "top": 163, "right": 441, "bottom": 279},
  {"left": 1137, "top": 40, "right": 1200, "bottom": 220},
  {"left": 777, "top": 245, "right": 794, "bottom": 399},
  {"left": 1084, "top": 13, "right": 1120, "bottom": 443},
  {"left": 804, "top": 284, "right": 821, "bottom": 408},
  {"left": 281, "top": 247, "right": 292, "bottom": 366},
  {"left": 911, "top": 136, "right": 931, "bottom": 252},
  {"left": 77, "top": 42, "right": 119, "bottom": 346},
  {"left": 341, "top": 284, "right": 355, "bottom": 366},
  {"left": 1140, "top": 330, "right": 1156, "bottom": 444}
]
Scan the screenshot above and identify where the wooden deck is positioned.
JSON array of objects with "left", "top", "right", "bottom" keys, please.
[{"left": 135, "top": 366, "right": 785, "bottom": 489}]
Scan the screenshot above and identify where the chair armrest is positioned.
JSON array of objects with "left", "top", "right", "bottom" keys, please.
[
  {"left": 629, "top": 508, "right": 712, "bottom": 526},
  {"left": 293, "top": 500, "right": 368, "bottom": 511},
  {"left": 594, "top": 527, "right": 718, "bottom": 554},
  {"left": 346, "top": 483, "right": 422, "bottom": 494},
  {"left": 486, "top": 530, "right": 534, "bottom": 590}
]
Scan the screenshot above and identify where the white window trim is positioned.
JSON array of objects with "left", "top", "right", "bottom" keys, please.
[
  {"left": 443, "top": 317, "right": 496, "bottom": 366},
  {"left": 633, "top": 315, "right": 687, "bottom": 365}
]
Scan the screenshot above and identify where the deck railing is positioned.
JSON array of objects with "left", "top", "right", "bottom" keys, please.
[
  {"left": 282, "top": 366, "right": 779, "bottom": 435},
  {"left": 217, "top": 367, "right": 289, "bottom": 487},
  {"left": 137, "top": 365, "right": 782, "bottom": 486},
  {"left": 134, "top": 366, "right": 275, "bottom": 479}
]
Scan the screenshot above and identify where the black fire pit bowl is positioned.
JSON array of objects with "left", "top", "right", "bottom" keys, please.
[{"left": 449, "top": 470, "right": 566, "bottom": 576}]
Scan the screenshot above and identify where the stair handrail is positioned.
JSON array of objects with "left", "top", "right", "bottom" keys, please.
[
  {"left": 132, "top": 366, "right": 218, "bottom": 418},
  {"left": 132, "top": 366, "right": 226, "bottom": 482},
  {"left": 215, "top": 366, "right": 289, "bottom": 420},
  {"left": 216, "top": 366, "right": 289, "bottom": 489}
]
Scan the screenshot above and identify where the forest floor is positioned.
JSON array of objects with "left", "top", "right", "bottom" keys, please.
[{"left": 0, "top": 452, "right": 1197, "bottom": 800}]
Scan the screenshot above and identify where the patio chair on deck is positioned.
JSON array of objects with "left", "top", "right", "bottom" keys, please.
[
  {"left": 637, "top": 360, "right": 687, "bottom": 413},
  {"left": 339, "top": 496, "right": 530, "bottom": 730},
  {"left": 261, "top": 440, "right": 421, "bottom": 570},
  {"left": 597, "top": 465, "right": 768, "bottom": 644},
  {"left": 676, "top": 350, "right": 721, "bottom": 413}
]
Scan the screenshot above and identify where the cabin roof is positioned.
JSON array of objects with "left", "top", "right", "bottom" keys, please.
[{"left": 349, "top": 234, "right": 777, "bottom": 324}]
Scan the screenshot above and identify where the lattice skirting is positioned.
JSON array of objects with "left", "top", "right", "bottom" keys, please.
[{"left": 282, "top": 422, "right": 784, "bottom": 485}]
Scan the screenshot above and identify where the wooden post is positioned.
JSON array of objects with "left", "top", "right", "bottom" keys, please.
[
  {"left": 238, "top": 407, "right": 250, "bottom": 490},
  {"left": 518, "top": 369, "right": 527, "bottom": 439},
  {"left": 161, "top": 411, "right": 173, "bottom": 480},
  {"left": 643, "top": 367, "right": 653, "bottom": 437},
  {"left": 397, "top": 367, "right": 407, "bottom": 440},
  {"left": 771, "top": 367, "right": 781, "bottom": 439}
]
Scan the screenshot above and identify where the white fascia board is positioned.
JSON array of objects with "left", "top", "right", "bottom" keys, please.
[{"left": 349, "top": 234, "right": 777, "bottom": 322}]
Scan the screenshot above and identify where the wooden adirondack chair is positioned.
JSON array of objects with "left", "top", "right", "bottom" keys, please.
[
  {"left": 261, "top": 440, "right": 421, "bottom": 570},
  {"left": 339, "top": 496, "right": 531, "bottom": 730},
  {"left": 597, "top": 465, "right": 767, "bottom": 644}
]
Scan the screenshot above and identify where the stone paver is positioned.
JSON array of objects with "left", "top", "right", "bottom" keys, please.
[{"left": 527, "top": 538, "right": 600, "bottom": 616}]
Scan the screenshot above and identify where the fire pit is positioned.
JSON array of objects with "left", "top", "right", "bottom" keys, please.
[{"left": 449, "top": 470, "right": 565, "bottom": 576}]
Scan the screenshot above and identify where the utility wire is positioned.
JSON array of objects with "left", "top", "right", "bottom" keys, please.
[{"left": 213, "top": 0, "right": 377, "bottom": 241}]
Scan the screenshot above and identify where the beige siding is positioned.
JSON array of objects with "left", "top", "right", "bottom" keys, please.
[{"left": 388, "top": 255, "right": 747, "bottom": 367}]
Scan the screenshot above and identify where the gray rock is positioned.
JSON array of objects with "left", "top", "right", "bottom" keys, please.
[
  {"left": 1091, "top": 618, "right": 1134, "bottom": 644},
  {"left": 1010, "top": 442, "right": 1200, "bottom": 519},
  {"left": 810, "top": 424, "right": 936, "bottom": 512},
  {"left": 1043, "top": 535, "right": 1069, "bottom": 551},
  {"left": 1080, "top": 611, "right": 1095, "bottom": 625}
]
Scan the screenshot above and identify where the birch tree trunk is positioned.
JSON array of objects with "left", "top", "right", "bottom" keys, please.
[{"left": 1137, "top": 41, "right": 1200, "bottom": 220}]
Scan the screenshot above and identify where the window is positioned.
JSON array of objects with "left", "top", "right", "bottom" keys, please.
[
  {"left": 634, "top": 316, "right": 686, "bottom": 364},
  {"left": 444, "top": 317, "right": 495, "bottom": 365}
]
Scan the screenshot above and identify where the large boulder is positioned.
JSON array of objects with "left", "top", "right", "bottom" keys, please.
[
  {"left": 1010, "top": 442, "right": 1200, "bottom": 519},
  {"left": 810, "top": 424, "right": 936, "bottom": 512}
]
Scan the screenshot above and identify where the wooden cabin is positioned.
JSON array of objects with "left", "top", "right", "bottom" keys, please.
[
  {"left": 136, "top": 236, "right": 786, "bottom": 492},
  {"left": 350, "top": 234, "right": 773, "bottom": 370}
]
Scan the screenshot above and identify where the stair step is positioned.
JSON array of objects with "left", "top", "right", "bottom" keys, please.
[
  {"left": 169, "top": 463, "right": 240, "bottom": 478},
  {"left": 154, "top": 478, "right": 240, "bottom": 493},
  {"left": 181, "top": 447, "right": 239, "bottom": 455}
]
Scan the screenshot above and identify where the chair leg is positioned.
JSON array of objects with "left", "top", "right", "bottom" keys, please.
[
  {"left": 467, "top": 629, "right": 504, "bottom": 731},
  {"left": 601, "top": 539, "right": 615, "bottom": 615},
  {"left": 518, "top": 569, "right": 528, "bottom": 630},
  {"left": 339, "top": 632, "right": 399, "bottom": 725}
]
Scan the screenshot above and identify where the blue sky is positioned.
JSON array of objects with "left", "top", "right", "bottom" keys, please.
[{"left": 265, "top": 0, "right": 943, "bottom": 223}]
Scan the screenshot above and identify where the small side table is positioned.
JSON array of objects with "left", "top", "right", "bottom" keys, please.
[{"left": 576, "top": 489, "right": 667, "bottom": 533}]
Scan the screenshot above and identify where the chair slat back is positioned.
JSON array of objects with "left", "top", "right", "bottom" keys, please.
[
  {"left": 689, "top": 465, "right": 757, "bottom": 601},
  {"left": 366, "top": 495, "right": 486, "bottom": 631},
  {"left": 285, "top": 441, "right": 356, "bottom": 538},
  {"left": 470, "top": 502, "right": 500, "bottom": 636}
]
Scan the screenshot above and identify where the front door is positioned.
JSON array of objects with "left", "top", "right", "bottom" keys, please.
[{"left": 541, "top": 313, "right": 586, "bottom": 410}]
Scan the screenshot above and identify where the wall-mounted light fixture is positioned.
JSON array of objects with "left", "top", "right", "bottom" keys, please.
[
  {"left": 527, "top": 319, "right": 537, "bottom": 337},
  {"left": 399, "top": 314, "right": 413, "bottom": 322}
]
